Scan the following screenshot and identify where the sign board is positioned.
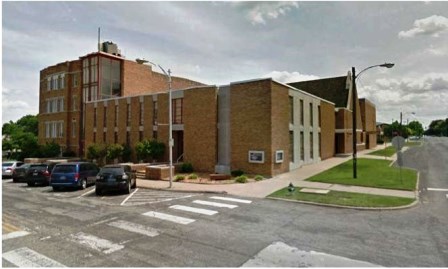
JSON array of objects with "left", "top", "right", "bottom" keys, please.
[{"left": 391, "top": 136, "right": 405, "bottom": 151}]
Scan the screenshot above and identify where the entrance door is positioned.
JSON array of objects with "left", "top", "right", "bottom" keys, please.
[{"left": 172, "top": 131, "right": 184, "bottom": 162}]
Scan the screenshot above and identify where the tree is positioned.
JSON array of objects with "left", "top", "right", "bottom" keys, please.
[
  {"left": 86, "top": 143, "right": 107, "bottom": 166},
  {"left": 106, "top": 144, "right": 124, "bottom": 164},
  {"left": 384, "top": 121, "right": 409, "bottom": 139},
  {"left": 135, "top": 139, "right": 165, "bottom": 162},
  {"left": 2, "top": 115, "right": 39, "bottom": 161},
  {"left": 407, "top": 121, "right": 424, "bottom": 137},
  {"left": 425, "top": 118, "right": 448, "bottom": 136},
  {"left": 16, "top": 115, "right": 38, "bottom": 135},
  {"left": 40, "top": 141, "right": 61, "bottom": 158}
]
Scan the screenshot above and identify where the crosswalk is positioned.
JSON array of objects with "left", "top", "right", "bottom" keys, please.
[
  {"left": 120, "top": 189, "right": 199, "bottom": 206},
  {"left": 2, "top": 195, "right": 253, "bottom": 267}
]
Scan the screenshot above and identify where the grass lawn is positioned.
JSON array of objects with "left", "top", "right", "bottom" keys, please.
[
  {"left": 269, "top": 188, "right": 415, "bottom": 208},
  {"left": 306, "top": 158, "right": 417, "bottom": 191},
  {"left": 368, "top": 146, "right": 396, "bottom": 157}
]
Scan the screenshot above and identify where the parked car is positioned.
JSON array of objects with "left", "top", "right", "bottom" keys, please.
[
  {"left": 50, "top": 162, "right": 99, "bottom": 191},
  {"left": 26, "top": 163, "right": 58, "bottom": 186},
  {"left": 95, "top": 164, "right": 137, "bottom": 195},
  {"left": 12, "top": 163, "right": 32, "bottom": 183},
  {"left": 2, "top": 161, "right": 24, "bottom": 179}
]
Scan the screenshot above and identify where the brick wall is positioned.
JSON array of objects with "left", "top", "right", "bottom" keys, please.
[{"left": 320, "top": 102, "right": 335, "bottom": 159}]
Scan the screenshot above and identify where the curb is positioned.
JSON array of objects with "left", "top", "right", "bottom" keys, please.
[
  {"left": 136, "top": 184, "right": 227, "bottom": 195},
  {"left": 267, "top": 196, "right": 419, "bottom": 211}
]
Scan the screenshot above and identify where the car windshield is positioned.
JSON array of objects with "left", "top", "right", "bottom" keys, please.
[
  {"left": 53, "top": 165, "right": 76, "bottom": 173},
  {"left": 3, "top": 163, "right": 14, "bottom": 167},
  {"left": 100, "top": 167, "right": 124, "bottom": 175},
  {"left": 30, "top": 165, "right": 48, "bottom": 171}
]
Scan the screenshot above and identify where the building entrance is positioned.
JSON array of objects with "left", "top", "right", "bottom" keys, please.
[{"left": 173, "top": 131, "right": 184, "bottom": 162}]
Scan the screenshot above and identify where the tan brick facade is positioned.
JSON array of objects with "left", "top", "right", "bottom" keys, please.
[{"left": 320, "top": 102, "right": 335, "bottom": 159}]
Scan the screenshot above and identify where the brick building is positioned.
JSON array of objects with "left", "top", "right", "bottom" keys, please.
[{"left": 38, "top": 43, "right": 377, "bottom": 177}]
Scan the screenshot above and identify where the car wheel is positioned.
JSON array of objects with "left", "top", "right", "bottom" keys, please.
[
  {"left": 27, "top": 182, "right": 34, "bottom": 187},
  {"left": 95, "top": 187, "right": 102, "bottom": 196},
  {"left": 80, "top": 179, "right": 87, "bottom": 190}
]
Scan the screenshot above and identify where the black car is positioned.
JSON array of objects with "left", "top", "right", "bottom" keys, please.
[
  {"left": 26, "top": 163, "right": 58, "bottom": 186},
  {"left": 95, "top": 165, "right": 137, "bottom": 195},
  {"left": 12, "top": 163, "right": 32, "bottom": 183}
]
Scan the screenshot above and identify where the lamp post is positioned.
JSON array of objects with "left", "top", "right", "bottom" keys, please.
[
  {"left": 352, "top": 63, "right": 394, "bottom": 179},
  {"left": 136, "top": 58, "right": 173, "bottom": 188}
]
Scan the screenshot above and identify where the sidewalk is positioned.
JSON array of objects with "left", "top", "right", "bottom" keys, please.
[{"left": 136, "top": 144, "right": 416, "bottom": 199}]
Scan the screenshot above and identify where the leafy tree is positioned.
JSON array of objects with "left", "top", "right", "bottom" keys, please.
[
  {"left": 121, "top": 143, "right": 132, "bottom": 163},
  {"left": 86, "top": 143, "right": 107, "bottom": 166},
  {"left": 106, "top": 144, "right": 124, "bottom": 163},
  {"left": 407, "top": 121, "right": 424, "bottom": 137},
  {"left": 40, "top": 141, "right": 61, "bottom": 158},
  {"left": 384, "top": 121, "right": 409, "bottom": 138},
  {"left": 2, "top": 115, "right": 39, "bottom": 161},
  {"left": 16, "top": 115, "right": 38, "bottom": 135},
  {"left": 425, "top": 118, "right": 448, "bottom": 136},
  {"left": 134, "top": 139, "right": 165, "bottom": 162}
]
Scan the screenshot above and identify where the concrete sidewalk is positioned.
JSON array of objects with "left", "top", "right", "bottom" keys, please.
[{"left": 136, "top": 144, "right": 417, "bottom": 199}]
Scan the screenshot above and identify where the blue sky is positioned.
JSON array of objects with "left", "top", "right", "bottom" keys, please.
[{"left": 2, "top": 1, "right": 448, "bottom": 128}]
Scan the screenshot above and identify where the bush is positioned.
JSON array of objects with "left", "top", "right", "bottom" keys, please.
[
  {"left": 235, "top": 175, "right": 248, "bottom": 183},
  {"left": 181, "top": 163, "right": 194, "bottom": 173},
  {"left": 106, "top": 144, "right": 124, "bottom": 163},
  {"left": 174, "top": 175, "right": 185, "bottom": 182},
  {"left": 254, "top": 175, "right": 264, "bottom": 181},
  {"left": 62, "top": 149, "right": 76, "bottom": 157},
  {"left": 231, "top": 169, "right": 244, "bottom": 177},
  {"left": 188, "top": 173, "right": 198, "bottom": 180}
]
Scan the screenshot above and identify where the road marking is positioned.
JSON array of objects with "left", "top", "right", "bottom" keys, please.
[
  {"left": 210, "top": 196, "right": 252, "bottom": 204},
  {"left": 70, "top": 232, "right": 124, "bottom": 254},
  {"left": 3, "top": 179, "right": 13, "bottom": 183},
  {"left": 142, "top": 211, "right": 195, "bottom": 225},
  {"left": 120, "top": 188, "right": 139, "bottom": 206},
  {"left": 76, "top": 188, "right": 96, "bottom": 198},
  {"left": 427, "top": 188, "right": 448, "bottom": 192},
  {"left": 169, "top": 205, "right": 218, "bottom": 216},
  {"left": 2, "top": 231, "right": 30, "bottom": 241},
  {"left": 3, "top": 247, "right": 66, "bottom": 267},
  {"left": 446, "top": 194, "right": 448, "bottom": 199},
  {"left": 88, "top": 217, "right": 119, "bottom": 227},
  {"left": 108, "top": 220, "right": 159, "bottom": 237},
  {"left": 193, "top": 200, "right": 238, "bottom": 209}
]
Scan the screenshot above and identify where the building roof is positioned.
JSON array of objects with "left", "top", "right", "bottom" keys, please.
[{"left": 288, "top": 76, "right": 349, "bottom": 108}]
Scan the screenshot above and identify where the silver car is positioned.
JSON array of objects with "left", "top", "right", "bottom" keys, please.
[{"left": 2, "top": 161, "right": 24, "bottom": 178}]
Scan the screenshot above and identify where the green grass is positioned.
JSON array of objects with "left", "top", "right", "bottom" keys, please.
[
  {"left": 269, "top": 188, "right": 415, "bottom": 208},
  {"left": 368, "top": 146, "right": 396, "bottom": 157},
  {"left": 306, "top": 158, "right": 417, "bottom": 191}
]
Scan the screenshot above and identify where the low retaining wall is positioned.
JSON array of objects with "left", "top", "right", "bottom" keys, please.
[{"left": 145, "top": 165, "right": 175, "bottom": 180}]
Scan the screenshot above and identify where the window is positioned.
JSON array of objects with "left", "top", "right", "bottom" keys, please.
[
  {"left": 46, "top": 100, "right": 51, "bottom": 113},
  {"left": 318, "top": 133, "right": 321, "bottom": 158},
  {"left": 90, "top": 57, "right": 98, "bottom": 83},
  {"left": 83, "top": 87, "right": 89, "bottom": 102},
  {"left": 289, "top": 96, "right": 294, "bottom": 124},
  {"left": 72, "top": 74, "right": 78, "bottom": 87},
  {"left": 59, "top": 74, "right": 65, "bottom": 89},
  {"left": 100, "top": 57, "right": 121, "bottom": 99},
  {"left": 115, "top": 105, "right": 118, "bottom": 127},
  {"left": 153, "top": 131, "right": 158, "bottom": 140},
  {"left": 114, "top": 132, "right": 118, "bottom": 144},
  {"left": 52, "top": 76, "right": 58, "bottom": 90},
  {"left": 58, "top": 121, "right": 64, "bottom": 138},
  {"left": 52, "top": 99, "right": 57, "bottom": 113},
  {"left": 318, "top": 105, "right": 321, "bottom": 127},
  {"left": 309, "top": 103, "right": 313, "bottom": 126},
  {"left": 103, "top": 107, "right": 107, "bottom": 128},
  {"left": 300, "top": 131, "right": 304, "bottom": 161},
  {"left": 91, "top": 86, "right": 98, "bottom": 101},
  {"left": 45, "top": 122, "right": 50, "bottom": 138},
  {"left": 103, "top": 132, "right": 106, "bottom": 143},
  {"left": 83, "top": 59, "right": 89, "bottom": 84},
  {"left": 47, "top": 78, "right": 51, "bottom": 91},
  {"left": 93, "top": 132, "right": 96, "bottom": 143},
  {"left": 126, "top": 131, "right": 130, "bottom": 146},
  {"left": 300, "top": 99, "right": 304, "bottom": 126},
  {"left": 153, "top": 101, "right": 158, "bottom": 125},
  {"left": 289, "top": 131, "right": 294, "bottom": 162},
  {"left": 93, "top": 108, "right": 97, "bottom": 127},
  {"left": 72, "top": 96, "right": 77, "bottom": 111},
  {"left": 72, "top": 119, "right": 76, "bottom": 138},
  {"left": 139, "top": 130, "right": 143, "bottom": 142},
  {"left": 127, "top": 103, "right": 131, "bottom": 126},
  {"left": 310, "top": 132, "right": 314, "bottom": 159},
  {"left": 172, "top": 98, "right": 183, "bottom": 124},
  {"left": 139, "top": 101, "right": 144, "bottom": 126}
]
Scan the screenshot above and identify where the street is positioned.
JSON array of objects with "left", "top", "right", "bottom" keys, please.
[{"left": 2, "top": 137, "right": 448, "bottom": 267}]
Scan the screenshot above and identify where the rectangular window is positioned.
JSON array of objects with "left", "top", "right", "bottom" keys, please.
[
  {"left": 83, "top": 59, "right": 89, "bottom": 84},
  {"left": 93, "top": 132, "right": 96, "bottom": 143},
  {"left": 172, "top": 98, "right": 183, "bottom": 124},
  {"left": 153, "top": 131, "right": 158, "bottom": 140},
  {"left": 318, "top": 105, "right": 321, "bottom": 127},
  {"left": 289, "top": 131, "right": 294, "bottom": 163},
  {"left": 72, "top": 74, "right": 78, "bottom": 87},
  {"left": 46, "top": 100, "right": 51, "bottom": 113},
  {"left": 45, "top": 122, "right": 50, "bottom": 138},
  {"left": 300, "top": 131, "right": 304, "bottom": 161},
  {"left": 72, "top": 96, "right": 77, "bottom": 111},
  {"left": 90, "top": 57, "right": 98, "bottom": 83},
  {"left": 100, "top": 57, "right": 121, "bottom": 99},
  {"left": 114, "top": 132, "right": 118, "bottom": 144},
  {"left": 309, "top": 103, "right": 313, "bottom": 126},
  {"left": 72, "top": 119, "right": 76, "bottom": 138},
  {"left": 47, "top": 78, "right": 51, "bottom": 91},
  {"left": 91, "top": 86, "right": 98, "bottom": 101},
  {"left": 60, "top": 98, "right": 64, "bottom": 112},
  {"left": 52, "top": 99, "right": 57, "bottom": 113},
  {"left": 103, "top": 132, "right": 106, "bottom": 143},
  {"left": 139, "top": 130, "right": 143, "bottom": 142},
  {"left": 153, "top": 101, "right": 158, "bottom": 125},
  {"left": 139, "top": 101, "right": 144, "bottom": 126},
  {"left": 93, "top": 108, "right": 97, "bottom": 127},
  {"left": 289, "top": 96, "right": 294, "bottom": 124},
  {"left": 52, "top": 122, "right": 57, "bottom": 138},
  {"left": 115, "top": 105, "right": 118, "bottom": 127},
  {"left": 310, "top": 132, "right": 314, "bottom": 159},
  {"left": 103, "top": 107, "right": 107, "bottom": 128},
  {"left": 52, "top": 76, "right": 58, "bottom": 90},
  {"left": 127, "top": 103, "right": 131, "bottom": 126},
  {"left": 59, "top": 121, "right": 64, "bottom": 138},
  {"left": 126, "top": 132, "right": 130, "bottom": 146},
  {"left": 60, "top": 74, "right": 65, "bottom": 89},
  {"left": 300, "top": 99, "right": 304, "bottom": 126},
  {"left": 319, "top": 133, "right": 321, "bottom": 158}
]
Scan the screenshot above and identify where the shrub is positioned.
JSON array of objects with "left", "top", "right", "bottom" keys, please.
[
  {"left": 181, "top": 163, "right": 194, "bottom": 173},
  {"left": 106, "top": 144, "right": 124, "bottom": 163},
  {"left": 235, "top": 175, "right": 248, "bottom": 183},
  {"left": 174, "top": 175, "right": 185, "bottom": 182},
  {"left": 254, "top": 175, "right": 264, "bottom": 181},
  {"left": 231, "top": 169, "right": 244, "bottom": 177},
  {"left": 62, "top": 149, "right": 76, "bottom": 157},
  {"left": 188, "top": 173, "right": 198, "bottom": 180}
]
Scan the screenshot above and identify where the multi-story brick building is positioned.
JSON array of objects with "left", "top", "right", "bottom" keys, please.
[{"left": 39, "top": 43, "right": 377, "bottom": 177}]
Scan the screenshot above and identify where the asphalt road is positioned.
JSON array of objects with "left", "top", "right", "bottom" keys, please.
[{"left": 2, "top": 138, "right": 447, "bottom": 267}]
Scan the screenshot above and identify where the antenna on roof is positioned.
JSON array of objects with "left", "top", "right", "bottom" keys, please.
[{"left": 98, "top": 27, "right": 101, "bottom": 52}]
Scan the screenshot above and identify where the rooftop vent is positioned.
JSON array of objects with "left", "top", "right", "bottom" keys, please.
[{"left": 101, "top": 41, "right": 121, "bottom": 56}]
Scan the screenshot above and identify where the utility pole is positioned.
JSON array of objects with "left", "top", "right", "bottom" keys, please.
[{"left": 352, "top": 67, "right": 357, "bottom": 179}]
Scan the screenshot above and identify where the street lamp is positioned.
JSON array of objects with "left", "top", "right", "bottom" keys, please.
[
  {"left": 352, "top": 63, "right": 394, "bottom": 179},
  {"left": 136, "top": 58, "right": 173, "bottom": 188}
]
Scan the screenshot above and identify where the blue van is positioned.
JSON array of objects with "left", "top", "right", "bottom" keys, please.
[{"left": 50, "top": 162, "right": 99, "bottom": 191}]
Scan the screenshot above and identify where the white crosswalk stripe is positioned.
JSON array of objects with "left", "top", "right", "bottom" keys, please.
[
  {"left": 2, "top": 230, "right": 30, "bottom": 241},
  {"left": 121, "top": 189, "right": 198, "bottom": 206},
  {"left": 210, "top": 196, "right": 252, "bottom": 204},
  {"left": 70, "top": 232, "right": 124, "bottom": 254},
  {"left": 192, "top": 200, "right": 238, "bottom": 209},
  {"left": 169, "top": 205, "right": 218, "bottom": 215},
  {"left": 3, "top": 247, "right": 66, "bottom": 267},
  {"left": 108, "top": 220, "right": 159, "bottom": 237},
  {"left": 142, "top": 211, "right": 195, "bottom": 225}
]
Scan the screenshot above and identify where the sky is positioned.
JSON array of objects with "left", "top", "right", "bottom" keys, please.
[{"left": 2, "top": 1, "right": 448, "bottom": 129}]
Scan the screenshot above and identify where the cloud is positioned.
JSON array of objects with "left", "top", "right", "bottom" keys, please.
[
  {"left": 398, "top": 15, "right": 448, "bottom": 38},
  {"left": 263, "top": 71, "right": 319, "bottom": 83},
  {"left": 233, "top": 2, "right": 299, "bottom": 25},
  {"left": 425, "top": 44, "right": 448, "bottom": 56}
]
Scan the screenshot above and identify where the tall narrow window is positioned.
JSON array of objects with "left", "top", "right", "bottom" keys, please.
[
  {"left": 93, "top": 132, "right": 96, "bottom": 143},
  {"left": 46, "top": 122, "right": 50, "bottom": 138},
  {"left": 318, "top": 133, "right": 321, "bottom": 158},
  {"left": 153, "top": 101, "right": 158, "bottom": 125},
  {"left": 90, "top": 57, "right": 98, "bottom": 83},
  {"left": 72, "top": 119, "right": 76, "bottom": 138},
  {"left": 103, "top": 107, "right": 107, "bottom": 128},
  {"left": 115, "top": 105, "right": 118, "bottom": 127},
  {"left": 139, "top": 130, "right": 143, "bottom": 142},
  {"left": 47, "top": 78, "right": 51, "bottom": 91},
  {"left": 60, "top": 74, "right": 65, "bottom": 89},
  {"left": 300, "top": 100, "right": 304, "bottom": 126},
  {"left": 126, "top": 131, "right": 130, "bottom": 146},
  {"left": 114, "top": 132, "right": 118, "bottom": 144},
  {"left": 309, "top": 103, "right": 313, "bottom": 126},
  {"left": 139, "top": 101, "right": 144, "bottom": 126},
  {"left": 73, "top": 96, "right": 78, "bottom": 111},
  {"left": 58, "top": 121, "right": 64, "bottom": 138},
  {"left": 103, "top": 131, "right": 106, "bottom": 143},
  {"left": 289, "top": 96, "right": 294, "bottom": 124},
  {"left": 72, "top": 74, "right": 78, "bottom": 87},
  {"left": 83, "top": 59, "right": 89, "bottom": 84},
  {"left": 153, "top": 131, "right": 158, "bottom": 140},
  {"left": 93, "top": 108, "right": 97, "bottom": 127},
  {"left": 318, "top": 105, "right": 321, "bottom": 127},
  {"left": 172, "top": 98, "right": 183, "bottom": 124},
  {"left": 289, "top": 131, "right": 294, "bottom": 162},
  {"left": 300, "top": 131, "right": 304, "bottom": 161},
  {"left": 310, "top": 132, "right": 314, "bottom": 159},
  {"left": 127, "top": 103, "right": 131, "bottom": 126}
]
